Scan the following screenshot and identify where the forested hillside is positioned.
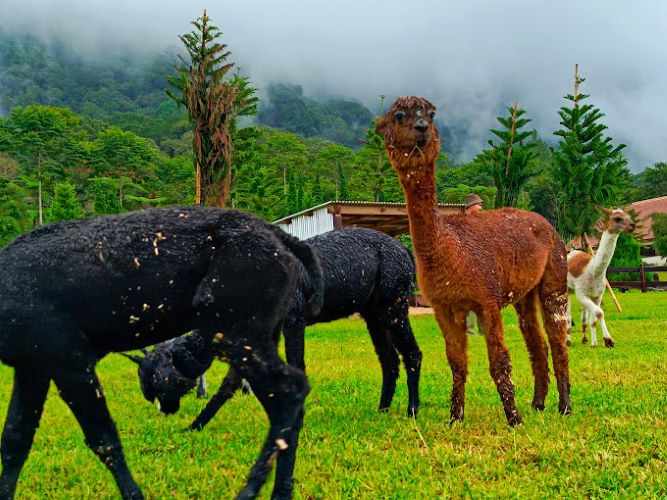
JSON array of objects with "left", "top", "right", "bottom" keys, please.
[{"left": 0, "top": 29, "right": 663, "bottom": 249}]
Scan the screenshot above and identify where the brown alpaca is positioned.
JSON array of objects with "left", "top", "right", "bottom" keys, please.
[{"left": 376, "top": 96, "right": 571, "bottom": 426}]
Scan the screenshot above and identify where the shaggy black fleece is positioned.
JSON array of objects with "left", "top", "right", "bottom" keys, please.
[
  {"left": 0, "top": 206, "right": 323, "bottom": 500},
  {"left": 135, "top": 227, "right": 422, "bottom": 432}
]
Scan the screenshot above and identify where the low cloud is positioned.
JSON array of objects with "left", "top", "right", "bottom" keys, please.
[{"left": 1, "top": 0, "right": 665, "bottom": 170}]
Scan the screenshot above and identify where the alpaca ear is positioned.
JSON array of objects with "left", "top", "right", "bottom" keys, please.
[
  {"left": 596, "top": 205, "right": 612, "bottom": 216},
  {"left": 375, "top": 116, "right": 391, "bottom": 136}
]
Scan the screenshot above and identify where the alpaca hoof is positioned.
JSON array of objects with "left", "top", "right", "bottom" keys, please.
[
  {"left": 449, "top": 408, "right": 465, "bottom": 425},
  {"left": 507, "top": 413, "right": 524, "bottom": 427},
  {"left": 270, "top": 478, "right": 294, "bottom": 500},
  {"left": 566, "top": 339, "right": 571, "bottom": 347},
  {"left": 407, "top": 406, "right": 418, "bottom": 418},
  {"left": 531, "top": 401, "right": 545, "bottom": 412},
  {"left": 559, "top": 403, "right": 572, "bottom": 416},
  {"left": 591, "top": 344, "right": 598, "bottom": 348},
  {"left": 604, "top": 338, "right": 615, "bottom": 348},
  {"left": 581, "top": 336, "right": 587, "bottom": 344},
  {"left": 378, "top": 406, "right": 390, "bottom": 413}
]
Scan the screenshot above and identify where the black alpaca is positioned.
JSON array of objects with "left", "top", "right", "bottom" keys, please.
[
  {"left": 0, "top": 207, "right": 323, "bottom": 500},
  {"left": 130, "top": 227, "right": 422, "bottom": 431}
]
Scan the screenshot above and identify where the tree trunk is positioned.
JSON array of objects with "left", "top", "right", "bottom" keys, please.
[
  {"left": 207, "top": 170, "right": 232, "bottom": 208},
  {"left": 195, "top": 161, "right": 203, "bottom": 206}
]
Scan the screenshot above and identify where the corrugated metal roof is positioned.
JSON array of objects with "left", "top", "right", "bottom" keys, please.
[{"left": 273, "top": 200, "right": 464, "bottom": 224}]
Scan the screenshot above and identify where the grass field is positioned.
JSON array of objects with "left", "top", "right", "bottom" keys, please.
[{"left": 1, "top": 291, "right": 666, "bottom": 499}]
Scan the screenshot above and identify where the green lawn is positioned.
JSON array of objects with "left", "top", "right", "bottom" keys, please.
[{"left": 1, "top": 291, "right": 666, "bottom": 498}]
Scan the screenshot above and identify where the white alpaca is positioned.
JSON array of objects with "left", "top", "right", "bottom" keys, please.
[{"left": 566, "top": 207, "right": 635, "bottom": 348}]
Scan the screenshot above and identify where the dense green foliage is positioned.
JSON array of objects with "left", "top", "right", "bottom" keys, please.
[
  {"left": 0, "top": 292, "right": 665, "bottom": 497},
  {"left": 259, "top": 83, "right": 373, "bottom": 148},
  {"left": 652, "top": 213, "right": 667, "bottom": 257},
  {"left": 47, "top": 182, "right": 82, "bottom": 222},
  {"left": 636, "top": 162, "right": 667, "bottom": 201},
  {"left": 608, "top": 232, "right": 644, "bottom": 282},
  {"left": 482, "top": 103, "right": 538, "bottom": 208},
  {"left": 0, "top": 31, "right": 664, "bottom": 250}
]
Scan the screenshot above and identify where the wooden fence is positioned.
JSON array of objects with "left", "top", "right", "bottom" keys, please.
[
  {"left": 409, "top": 265, "right": 666, "bottom": 307},
  {"left": 607, "top": 265, "right": 667, "bottom": 292}
]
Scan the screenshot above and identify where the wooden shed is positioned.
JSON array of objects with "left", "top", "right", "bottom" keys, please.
[{"left": 274, "top": 201, "right": 465, "bottom": 240}]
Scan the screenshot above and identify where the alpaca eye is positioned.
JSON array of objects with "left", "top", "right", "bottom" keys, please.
[
  {"left": 394, "top": 111, "right": 406, "bottom": 122},
  {"left": 428, "top": 110, "right": 435, "bottom": 119}
]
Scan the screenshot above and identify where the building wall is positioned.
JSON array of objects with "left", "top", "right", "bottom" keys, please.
[{"left": 276, "top": 207, "right": 334, "bottom": 240}]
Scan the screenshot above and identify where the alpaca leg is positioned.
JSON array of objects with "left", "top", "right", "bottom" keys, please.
[
  {"left": 388, "top": 320, "right": 423, "bottom": 418},
  {"left": 433, "top": 305, "right": 468, "bottom": 424},
  {"left": 581, "top": 307, "right": 588, "bottom": 344},
  {"left": 375, "top": 299, "right": 422, "bottom": 417},
  {"left": 196, "top": 374, "right": 207, "bottom": 398},
  {"left": 595, "top": 297, "right": 615, "bottom": 348},
  {"left": 187, "top": 369, "right": 243, "bottom": 431},
  {"left": 589, "top": 312, "right": 598, "bottom": 347},
  {"left": 283, "top": 318, "right": 307, "bottom": 372},
  {"left": 230, "top": 342, "right": 309, "bottom": 500},
  {"left": 577, "top": 294, "right": 602, "bottom": 347},
  {"left": 0, "top": 369, "right": 50, "bottom": 499},
  {"left": 479, "top": 307, "right": 522, "bottom": 426},
  {"left": 566, "top": 297, "right": 572, "bottom": 346},
  {"left": 539, "top": 286, "right": 572, "bottom": 416},
  {"left": 514, "top": 290, "right": 549, "bottom": 411},
  {"left": 363, "top": 314, "right": 401, "bottom": 413},
  {"left": 53, "top": 367, "right": 143, "bottom": 499}
]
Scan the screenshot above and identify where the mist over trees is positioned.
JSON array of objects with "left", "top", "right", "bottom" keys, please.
[{"left": 0, "top": 28, "right": 664, "bottom": 250}]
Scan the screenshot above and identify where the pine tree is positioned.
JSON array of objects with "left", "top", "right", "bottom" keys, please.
[
  {"left": 91, "top": 178, "right": 122, "bottom": 215},
  {"left": 483, "top": 101, "right": 538, "bottom": 208},
  {"left": 353, "top": 124, "right": 400, "bottom": 202},
  {"left": 48, "top": 182, "right": 82, "bottom": 222},
  {"left": 0, "top": 179, "right": 31, "bottom": 247},
  {"left": 311, "top": 174, "right": 323, "bottom": 204},
  {"left": 552, "top": 65, "right": 630, "bottom": 240}
]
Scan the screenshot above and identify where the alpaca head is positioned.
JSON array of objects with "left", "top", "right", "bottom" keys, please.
[
  {"left": 123, "top": 344, "right": 197, "bottom": 415},
  {"left": 376, "top": 96, "right": 441, "bottom": 172},
  {"left": 597, "top": 206, "right": 635, "bottom": 234}
]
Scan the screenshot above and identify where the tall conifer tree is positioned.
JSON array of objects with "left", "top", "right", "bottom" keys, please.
[
  {"left": 552, "top": 65, "right": 630, "bottom": 240},
  {"left": 483, "top": 101, "right": 537, "bottom": 208}
]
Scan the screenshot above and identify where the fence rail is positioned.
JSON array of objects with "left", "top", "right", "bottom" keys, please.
[{"left": 607, "top": 265, "right": 667, "bottom": 292}]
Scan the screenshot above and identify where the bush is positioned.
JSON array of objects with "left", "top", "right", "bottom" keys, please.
[
  {"left": 653, "top": 213, "right": 667, "bottom": 257},
  {"left": 608, "top": 232, "right": 643, "bottom": 282}
]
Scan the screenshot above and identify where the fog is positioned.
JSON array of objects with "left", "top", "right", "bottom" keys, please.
[{"left": 1, "top": 0, "right": 666, "bottom": 170}]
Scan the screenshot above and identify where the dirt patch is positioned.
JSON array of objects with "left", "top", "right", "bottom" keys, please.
[{"left": 409, "top": 307, "right": 434, "bottom": 316}]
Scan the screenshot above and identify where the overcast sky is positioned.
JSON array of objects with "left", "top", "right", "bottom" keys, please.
[{"left": 1, "top": 0, "right": 666, "bottom": 171}]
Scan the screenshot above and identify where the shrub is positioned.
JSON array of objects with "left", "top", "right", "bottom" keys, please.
[
  {"left": 608, "top": 232, "right": 644, "bottom": 282},
  {"left": 653, "top": 213, "right": 667, "bottom": 257}
]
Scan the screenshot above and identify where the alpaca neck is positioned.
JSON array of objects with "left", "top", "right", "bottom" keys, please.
[
  {"left": 398, "top": 163, "right": 447, "bottom": 260},
  {"left": 589, "top": 231, "right": 619, "bottom": 277}
]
